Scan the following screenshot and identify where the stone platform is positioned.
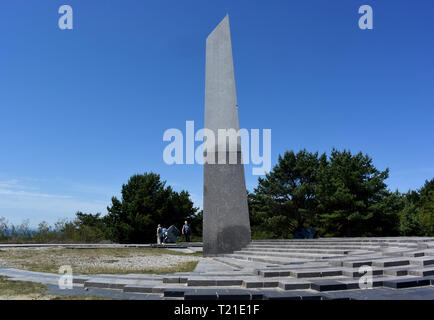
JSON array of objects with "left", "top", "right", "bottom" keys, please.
[{"left": 1, "top": 238, "right": 434, "bottom": 300}]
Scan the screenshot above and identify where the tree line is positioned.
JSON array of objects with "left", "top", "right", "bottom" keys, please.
[
  {"left": 0, "top": 149, "right": 432, "bottom": 243},
  {"left": 248, "top": 149, "right": 433, "bottom": 238}
]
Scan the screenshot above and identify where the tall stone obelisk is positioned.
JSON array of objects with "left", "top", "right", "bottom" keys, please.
[{"left": 203, "top": 15, "right": 251, "bottom": 256}]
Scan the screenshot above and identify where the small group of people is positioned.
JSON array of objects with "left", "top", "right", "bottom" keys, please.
[{"left": 156, "top": 221, "right": 191, "bottom": 244}]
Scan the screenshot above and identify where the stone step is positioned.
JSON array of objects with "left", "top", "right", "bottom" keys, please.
[
  {"left": 342, "top": 259, "right": 378, "bottom": 268},
  {"left": 162, "top": 276, "right": 188, "bottom": 284},
  {"left": 341, "top": 267, "right": 383, "bottom": 278},
  {"left": 257, "top": 270, "right": 291, "bottom": 278},
  {"left": 277, "top": 279, "right": 312, "bottom": 290},
  {"left": 409, "top": 257, "right": 434, "bottom": 266},
  {"left": 381, "top": 248, "right": 418, "bottom": 257},
  {"left": 383, "top": 267, "right": 412, "bottom": 277},
  {"left": 328, "top": 255, "right": 384, "bottom": 267},
  {"left": 124, "top": 284, "right": 157, "bottom": 294},
  {"left": 251, "top": 238, "right": 434, "bottom": 243},
  {"left": 261, "top": 290, "right": 323, "bottom": 300},
  {"left": 252, "top": 263, "right": 329, "bottom": 276},
  {"left": 187, "top": 277, "right": 245, "bottom": 287},
  {"left": 222, "top": 253, "right": 308, "bottom": 265},
  {"left": 84, "top": 278, "right": 160, "bottom": 290},
  {"left": 403, "top": 251, "right": 427, "bottom": 257},
  {"left": 249, "top": 242, "right": 423, "bottom": 250},
  {"left": 211, "top": 257, "right": 245, "bottom": 270},
  {"left": 233, "top": 250, "right": 346, "bottom": 259},
  {"left": 337, "top": 278, "right": 383, "bottom": 289},
  {"left": 72, "top": 276, "right": 91, "bottom": 284},
  {"left": 242, "top": 280, "right": 280, "bottom": 288},
  {"left": 372, "top": 258, "right": 410, "bottom": 268},
  {"left": 310, "top": 280, "right": 347, "bottom": 292},
  {"left": 247, "top": 244, "right": 381, "bottom": 250},
  {"left": 407, "top": 267, "right": 434, "bottom": 277},
  {"left": 383, "top": 277, "right": 431, "bottom": 289},
  {"left": 290, "top": 268, "right": 342, "bottom": 279},
  {"left": 248, "top": 243, "right": 381, "bottom": 249},
  {"left": 241, "top": 247, "right": 350, "bottom": 254},
  {"left": 183, "top": 289, "right": 263, "bottom": 301}
]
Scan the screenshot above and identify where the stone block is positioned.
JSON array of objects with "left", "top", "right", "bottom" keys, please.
[
  {"left": 163, "top": 277, "right": 181, "bottom": 284},
  {"left": 215, "top": 278, "right": 244, "bottom": 286},
  {"left": 343, "top": 260, "right": 374, "bottom": 268},
  {"left": 72, "top": 277, "right": 90, "bottom": 284},
  {"left": 372, "top": 258, "right": 410, "bottom": 268},
  {"left": 410, "top": 257, "right": 434, "bottom": 266},
  {"left": 342, "top": 268, "right": 383, "bottom": 278},
  {"left": 409, "top": 268, "right": 434, "bottom": 278},
  {"left": 383, "top": 268, "right": 409, "bottom": 276},
  {"left": 278, "top": 280, "right": 311, "bottom": 290},
  {"left": 290, "top": 270, "right": 321, "bottom": 278},
  {"left": 310, "top": 280, "right": 348, "bottom": 292},
  {"left": 321, "top": 269, "right": 343, "bottom": 277},
  {"left": 242, "top": 280, "right": 263, "bottom": 288},
  {"left": 187, "top": 278, "right": 217, "bottom": 286},
  {"left": 123, "top": 285, "right": 154, "bottom": 293},
  {"left": 262, "top": 281, "right": 279, "bottom": 288}
]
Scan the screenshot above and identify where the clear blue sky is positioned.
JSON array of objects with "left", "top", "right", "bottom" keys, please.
[{"left": 1, "top": 0, "right": 433, "bottom": 226}]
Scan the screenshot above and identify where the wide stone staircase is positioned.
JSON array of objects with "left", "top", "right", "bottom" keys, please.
[
  {"left": 75, "top": 238, "right": 434, "bottom": 300},
  {"left": 2, "top": 238, "right": 434, "bottom": 300}
]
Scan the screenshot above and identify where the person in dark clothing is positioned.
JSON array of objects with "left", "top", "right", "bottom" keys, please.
[{"left": 181, "top": 221, "right": 191, "bottom": 242}]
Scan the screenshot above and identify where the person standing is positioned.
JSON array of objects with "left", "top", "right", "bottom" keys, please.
[
  {"left": 181, "top": 221, "right": 191, "bottom": 242},
  {"left": 156, "top": 224, "right": 162, "bottom": 244}
]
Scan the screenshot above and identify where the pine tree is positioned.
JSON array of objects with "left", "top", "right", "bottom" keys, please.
[{"left": 104, "top": 173, "right": 197, "bottom": 243}]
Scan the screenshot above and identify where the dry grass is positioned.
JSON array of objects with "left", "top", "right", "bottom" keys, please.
[
  {"left": 0, "top": 276, "right": 112, "bottom": 300},
  {"left": 0, "top": 247, "right": 201, "bottom": 274}
]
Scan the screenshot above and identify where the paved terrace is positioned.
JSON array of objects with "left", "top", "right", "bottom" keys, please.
[{"left": 1, "top": 238, "right": 434, "bottom": 300}]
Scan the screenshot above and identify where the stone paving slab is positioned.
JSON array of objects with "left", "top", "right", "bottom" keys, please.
[
  {"left": 212, "top": 256, "right": 277, "bottom": 270},
  {"left": 194, "top": 259, "right": 237, "bottom": 273}
]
